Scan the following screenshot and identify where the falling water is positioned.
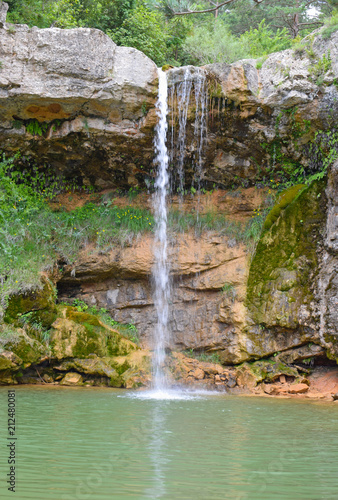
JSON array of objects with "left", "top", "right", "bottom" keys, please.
[
  {"left": 151, "top": 67, "right": 208, "bottom": 392},
  {"left": 168, "top": 67, "right": 208, "bottom": 196},
  {"left": 152, "top": 69, "right": 170, "bottom": 390}
]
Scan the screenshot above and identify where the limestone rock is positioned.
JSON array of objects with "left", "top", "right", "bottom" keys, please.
[
  {"left": 276, "top": 344, "right": 325, "bottom": 364},
  {"left": 288, "top": 383, "right": 309, "bottom": 394},
  {"left": 0, "top": 2, "right": 8, "bottom": 27},
  {"left": 0, "top": 328, "right": 48, "bottom": 370},
  {"left": 0, "top": 12, "right": 337, "bottom": 190},
  {"left": 318, "top": 161, "right": 338, "bottom": 361},
  {"left": 50, "top": 306, "right": 137, "bottom": 360},
  {"left": 0, "top": 18, "right": 158, "bottom": 189},
  {"left": 60, "top": 372, "right": 83, "bottom": 386}
]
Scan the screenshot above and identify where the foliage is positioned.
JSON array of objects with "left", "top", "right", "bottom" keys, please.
[
  {"left": 183, "top": 19, "right": 246, "bottom": 64},
  {"left": 239, "top": 20, "right": 292, "bottom": 57},
  {"left": 221, "top": 282, "right": 236, "bottom": 302},
  {"left": 321, "top": 9, "right": 338, "bottom": 39},
  {"left": 183, "top": 19, "right": 292, "bottom": 65},
  {"left": 65, "top": 300, "right": 140, "bottom": 344},
  {"left": 308, "top": 50, "right": 332, "bottom": 83},
  {"left": 7, "top": 0, "right": 136, "bottom": 30},
  {"left": 25, "top": 119, "right": 49, "bottom": 137},
  {"left": 110, "top": 3, "right": 168, "bottom": 65},
  {"left": 183, "top": 348, "right": 221, "bottom": 364}
]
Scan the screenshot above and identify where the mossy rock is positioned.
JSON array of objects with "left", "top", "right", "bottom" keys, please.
[
  {"left": 236, "top": 360, "right": 299, "bottom": 388},
  {"left": 4, "top": 277, "right": 57, "bottom": 329},
  {"left": 246, "top": 179, "right": 327, "bottom": 328},
  {"left": 0, "top": 327, "right": 48, "bottom": 369},
  {"left": 263, "top": 184, "right": 306, "bottom": 232},
  {"left": 50, "top": 306, "right": 137, "bottom": 360}
]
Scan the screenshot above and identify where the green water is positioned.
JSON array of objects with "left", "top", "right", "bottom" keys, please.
[{"left": 0, "top": 387, "right": 337, "bottom": 500}]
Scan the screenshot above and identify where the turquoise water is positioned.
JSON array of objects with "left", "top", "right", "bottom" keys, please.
[{"left": 0, "top": 386, "right": 337, "bottom": 500}]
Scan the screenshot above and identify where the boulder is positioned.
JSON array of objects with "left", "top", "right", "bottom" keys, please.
[
  {"left": 288, "top": 383, "right": 309, "bottom": 394},
  {"left": 49, "top": 306, "right": 137, "bottom": 360},
  {"left": 60, "top": 372, "right": 83, "bottom": 386},
  {"left": 0, "top": 16, "right": 158, "bottom": 189}
]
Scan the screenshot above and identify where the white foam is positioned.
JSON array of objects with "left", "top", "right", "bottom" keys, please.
[{"left": 123, "top": 388, "right": 223, "bottom": 401}]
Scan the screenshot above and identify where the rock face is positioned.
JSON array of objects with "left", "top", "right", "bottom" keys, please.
[
  {"left": 0, "top": 7, "right": 337, "bottom": 190},
  {"left": 167, "top": 32, "right": 338, "bottom": 189},
  {"left": 318, "top": 161, "right": 338, "bottom": 361},
  {"left": 0, "top": 12, "right": 158, "bottom": 188},
  {"left": 57, "top": 231, "right": 249, "bottom": 353}
]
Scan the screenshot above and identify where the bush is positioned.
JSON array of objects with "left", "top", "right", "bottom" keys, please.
[{"left": 110, "top": 4, "right": 168, "bottom": 65}]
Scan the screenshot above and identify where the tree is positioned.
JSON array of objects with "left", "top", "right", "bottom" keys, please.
[
  {"left": 158, "top": 0, "right": 331, "bottom": 37},
  {"left": 158, "top": 0, "right": 263, "bottom": 17},
  {"left": 111, "top": 3, "right": 168, "bottom": 65}
]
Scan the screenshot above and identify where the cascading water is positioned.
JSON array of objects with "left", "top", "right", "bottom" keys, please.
[
  {"left": 151, "top": 67, "right": 208, "bottom": 393},
  {"left": 168, "top": 67, "right": 208, "bottom": 196},
  {"left": 152, "top": 69, "right": 170, "bottom": 390}
]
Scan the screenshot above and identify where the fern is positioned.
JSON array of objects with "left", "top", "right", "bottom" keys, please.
[{"left": 26, "top": 119, "right": 49, "bottom": 137}]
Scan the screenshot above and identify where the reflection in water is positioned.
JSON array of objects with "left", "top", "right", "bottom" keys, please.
[{"left": 145, "top": 404, "right": 168, "bottom": 499}]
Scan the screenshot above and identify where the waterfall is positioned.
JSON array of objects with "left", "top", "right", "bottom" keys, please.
[
  {"left": 168, "top": 67, "right": 208, "bottom": 196},
  {"left": 152, "top": 69, "right": 170, "bottom": 390},
  {"left": 151, "top": 67, "right": 208, "bottom": 391}
]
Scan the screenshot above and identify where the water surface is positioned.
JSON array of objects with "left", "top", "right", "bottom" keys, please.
[{"left": 0, "top": 386, "right": 337, "bottom": 500}]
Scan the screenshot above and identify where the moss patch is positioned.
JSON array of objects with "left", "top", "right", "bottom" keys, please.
[
  {"left": 4, "top": 277, "right": 57, "bottom": 328},
  {"left": 50, "top": 306, "right": 137, "bottom": 360},
  {"left": 246, "top": 179, "right": 327, "bottom": 329},
  {"left": 263, "top": 184, "right": 306, "bottom": 232}
]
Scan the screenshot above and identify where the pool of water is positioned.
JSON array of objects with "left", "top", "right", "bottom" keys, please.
[{"left": 0, "top": 386, "right": 337, "bottom": 500}]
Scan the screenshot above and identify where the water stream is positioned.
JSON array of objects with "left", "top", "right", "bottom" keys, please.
[
  {"left": 151, "top": 68, "right": 208, "bottom": 393},
  {"left": 152, "top": 69, "right": 170, "bottom": 391}
]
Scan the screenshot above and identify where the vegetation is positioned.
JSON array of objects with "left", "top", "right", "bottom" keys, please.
[
  {"left": 183, "top": 348, "right": 221, "bottom": 364},
  {"left": 61, "top": 300, "right": 140, "bottom": 344},
  {"left": 0, "top": 149, "right": 275, "bottom": 311},
  {"left": 6, "top": 0, "right": 337, "bottom": 66}
]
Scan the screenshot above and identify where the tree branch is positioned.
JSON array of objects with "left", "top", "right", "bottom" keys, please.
[{"left": 168, "top": 0, "right": 264, "bottom": 16}]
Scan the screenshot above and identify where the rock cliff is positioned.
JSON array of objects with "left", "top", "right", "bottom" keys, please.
[
  {"left": 0, "top": 9, "right": 338, "bottom": 189},
  {"left": 0, "top": 6, "right": 337, "bottom": 395}
]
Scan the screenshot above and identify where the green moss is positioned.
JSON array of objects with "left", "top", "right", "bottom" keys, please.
[
  {"left": 66, "top": 309, "right": 102, "bottom": 327},
  {"left": 4, "top": 278, "right": 57, "bottom": 328},
  {"left": 50, "top": 306, "right": 137, "bottom": 359},
  {"left": 246, "top": 179, "right": 326, "bottom": 328},
  {"left": 263, "top": 184, "right": 306, "bottom": 232},
  {"left": 109, "top": 373, "right": 123, "bottom": 388},
  {"left": 244, "top": 359, "right": 298, "bottom": 383}
]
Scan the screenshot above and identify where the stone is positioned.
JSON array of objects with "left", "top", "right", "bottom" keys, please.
[
  {"left": 0, "top": 329, "right": 48, "bottom": 370},
  {"left": 191, "top": 368, "right": 205, "bottom": 380},
  {"left": 0, "top": 14, "right": 337, "bottom": 191},
  {"left": 60, "top": 372, "right": 83, "bottom": 386},
  {"left": 263, "top": 383, "right": 283, "bottom": 395},
  {"left": 332, "top": 393, "right": 338, "bottom": 401},
  {"left": 0, "top": 18, "right": 158, "bottom": 190},
  {"left": 42, "top": 374, "right": 54, "bottom": 384},
  {"left": 4, "top": 277, "right": 57, "bottom": 328},
  {"left": 276, "top": 344, "right": 325, "bottom": 364},
  {"left": 0, "top": 2, "right": 8, "bottom": 27},
  {"left": 49, "top": 306, "right": 137, "bottom": 360},
  {"left": 288, "top": 383, "right": 309, "bottom": 394},
  {"left": 319, "top": 161, "right": 338, "bottom": 361}
]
